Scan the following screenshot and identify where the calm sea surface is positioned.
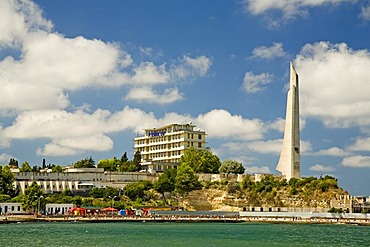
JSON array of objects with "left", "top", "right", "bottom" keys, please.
[{"left": 0, "top": 222, "right": 368, "bottom": 246}]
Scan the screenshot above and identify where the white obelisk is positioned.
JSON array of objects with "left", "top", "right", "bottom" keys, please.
[{"left": 276, "top": 62, "right": 300, "bottom": 180}]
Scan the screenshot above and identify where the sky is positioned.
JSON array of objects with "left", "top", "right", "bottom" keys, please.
[{"left": 0, "top": 0, "right": 370, "bottom": 196}]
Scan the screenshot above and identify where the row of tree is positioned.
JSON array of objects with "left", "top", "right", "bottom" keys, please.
[{"left": 4, "top": 146, "right": 245, "bottom": 175}]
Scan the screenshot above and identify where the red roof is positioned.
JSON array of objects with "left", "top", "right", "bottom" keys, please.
[{"left": 101, "top": 207, "right": 118, "bottom": 211}]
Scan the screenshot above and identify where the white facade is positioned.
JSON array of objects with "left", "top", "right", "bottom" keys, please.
[
  {"left": 0, "top": 203, "right": 30, "bottom": 214},
  {"left": 46, "top": 203, "right": 73, "bottom": 215},
  {"left": 134, "top": 123, "right": 206, "bottom": 172},
  {"left": 13, "top": 171, "right": 156, "bottom": 194},
  {"left": 15, "top": 180, "right": 82, "bottom": 195},
  {"left": 276, "top": 62, "right": 301, "bottom": 180}
]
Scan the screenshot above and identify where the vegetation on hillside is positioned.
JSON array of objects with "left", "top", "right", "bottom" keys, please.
[{"left": 0, "top": 148, "right": 348, "bottom": 212}]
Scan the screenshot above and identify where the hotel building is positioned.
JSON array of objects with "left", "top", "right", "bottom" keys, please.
[{"left": 134, "top": 123, "right": 206, "bottom": 173}]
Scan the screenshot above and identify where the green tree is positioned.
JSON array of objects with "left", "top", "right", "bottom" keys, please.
[
  {"left": 121, "top": 152, "right": 128, "bottom": 162},
  {"left": 97, "top": 158, "right": 119, "bottom": 171},
  {"left": 62, "top": 189, "right": 73, "bottom": 197},
  {"left": 175, "top": 164, "right": 202, "bottom": 194},
  {"left": 154, "top": 168, "right": 177, "bottom": 194},
  {"left": 133, "top": 151, "right": 142, "bottom": 171},
  {"left": 219, "top": 160, "right": 245, "bottom": 174},
  {"left": 123, "top": 181, "right": 153, "bottom": 201},
  {"left": 8, "top": 158, "right": 18, "bottom": 168},
  {"left": 118, "top": 160, "right": 138, "bottom": 172},
  {"left": 0, "top": 165, "right": 17, "bottom": 197},
  {"left": 89, "top": 187, "right": 105, "bottom": 198},
  {"left": 21, "top": 181, "right": 45, "bottom": 212},
  {"left": 51, "top": 165, "right": 63, "bottom": 173},
  {"left": 180, "top": 147, "right": 221, "bottom": 173},
  {"left": 241, "top": 174, "right": 254, "bottom": 190},
  {"left": 103, "top": 186, "right": 120, "bottom": 200},
  {"left": 32, "top": 165, "right": 41, "bottom": 172},
  {"left": 73, "top": 156, "right": 96, "bottom": 168},
  {"left": 19, "top": 161, "right": 32, "bottom": 172},
  {"left": 0, "top": 194, "right": 11, "bottom": 202}
]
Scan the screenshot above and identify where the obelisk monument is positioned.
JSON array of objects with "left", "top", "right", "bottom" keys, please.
[{"left": 276, "top": 62, "right": 300, "bottom": 180}]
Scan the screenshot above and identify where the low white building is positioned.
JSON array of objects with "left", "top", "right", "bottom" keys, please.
[
  {"left": 0, "top": 203, "right": 31, "bottom": 214},
  {"left": 46, "top": 203, "right": 73, "bottom": 215},
  {"left": 13, "top": 171, "right": 156, "bottom": 194}
]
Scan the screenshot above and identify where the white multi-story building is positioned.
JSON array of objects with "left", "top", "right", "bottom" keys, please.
[{"left": 134, "top": 123, "right": 206, "bottom": 172}]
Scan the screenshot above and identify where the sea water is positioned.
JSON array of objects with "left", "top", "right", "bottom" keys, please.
[{"left": 0, "top": 222, "right": 368, "bottom": 246}]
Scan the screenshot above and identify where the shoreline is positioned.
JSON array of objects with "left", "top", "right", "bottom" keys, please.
[{"left": 1, "top": 214, "right": 369, "bottom": 226}]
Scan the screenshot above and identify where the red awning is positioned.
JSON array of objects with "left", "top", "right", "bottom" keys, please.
[
  {"left": 101, "top": 207, "right": 118, "bottom": 211},
  {"left": 69, "top": 207, "right": 86, "bottom": 214}
]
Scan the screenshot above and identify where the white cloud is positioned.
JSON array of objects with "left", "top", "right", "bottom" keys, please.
[
  {"left": 246, "top": 139, "right": 283, "bottom": 154},
  {"left": 341, "top": 155, "right": 370, "bottom": 168},
  {"left": 243, "top": 0, "right": 355, "bottom": 20},
  {"left": 0, "top": 126, "right": 11, "bottom": 148},
  {"left": 309, "top": 164, "right": 336, "bottom": 172},
  {"left": 268, "top": 118, "right": 285, "bottom": 133},
  {"left": 131, "top": 62, "right": 169, "bottom": 84},
  {"left": 251, "top": 42, "right": 287, "bottom": 59},
  {"left": 245, "top": 166, "right": 272, "bottom": 174},
  {"left": 171, "top": 55, "right": 212, "bottom": 80},
  {"left": 125, "top": 87, "right": 183, "bottom": 104},
  {"left": 0, "top": 153, "right": 13, "bottom": 163},
  {"left": 2, "top": 106, "right": 272, "bottom": 156},
  {"left": 347, "top": 137, "right": 370, "bottom": 151},
  {"left": 4, "top": 107, "right": 155, "bottom": 156},
  {"left": 296, "top": 41, "right": 370, "bottom": 128},
  {"left": 0, "top": 1, "right": 212, "bottom": 110},
  {"left": 37, "top": 144, "right": 79, "bottom": 157},
  {"left": 0, "top": 0, "right": 52, "bottom": 47},
  {"left": 219, "top": 139, "right": 312, "bottom": 156},
  {"left": 139, "top": 47, "right": 153, "bottom": 56},
  {"left": 37, "top": 134, "right": 113, "bottom": 157},
  {"left": 242, "top": 71, "right": 273, "bottom": 93},
  {"left": 360, "top": 4, "right": 370, "bottom": 20},
  {"left": 182, "top": 55, "right": 211, "bottom": 76},
  {"left": 197, "top": 109, "right": 267, "bottom": 140},
  {"left": 313, "top": 147, "right": 351, "bottom": 156}
]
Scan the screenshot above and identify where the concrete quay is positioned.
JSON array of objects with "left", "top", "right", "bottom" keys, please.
[{"left": 1, "top": 213, "right": 370, "bottom": 226}]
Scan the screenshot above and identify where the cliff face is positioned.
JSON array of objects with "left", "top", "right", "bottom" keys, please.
[{"left": 179, "top": 186, "right": 348, "bottom": 211}]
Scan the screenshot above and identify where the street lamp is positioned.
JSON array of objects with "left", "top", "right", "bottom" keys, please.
[
  {"left": 108, "top": 195, "right": 117, "bottom": 218},
  {"left": 34, "top": 195, "right": 44, "bottom": 216}
]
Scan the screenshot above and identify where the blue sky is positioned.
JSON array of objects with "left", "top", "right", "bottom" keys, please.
[{"left": 1, "top": 0, "right": 370, "bottom": 195}]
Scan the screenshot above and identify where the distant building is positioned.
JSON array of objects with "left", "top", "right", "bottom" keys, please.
[
  {"left": 13, "top": 171, "right": 155, "bottom": 194},
  {"left": 134, "top": 123, "right": 206, "bottom": 173}
]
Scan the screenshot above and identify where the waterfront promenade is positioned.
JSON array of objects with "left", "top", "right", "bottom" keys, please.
[{"left": 1, "top": 212, "right": 369, "bottom": 226}]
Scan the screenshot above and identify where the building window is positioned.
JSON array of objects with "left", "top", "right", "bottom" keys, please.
[
  {"left": 198, "top": 143, "right": 202, "bottom": 148},
  {"left": 198, "top": 134, "right": 202, "bottom": 140}
]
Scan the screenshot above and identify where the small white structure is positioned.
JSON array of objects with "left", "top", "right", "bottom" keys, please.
[
  {"left": 46, "top": 203, "right": 73, "bottom": 215},
  {"left": 0, "top": 203, "right": 30, "bottom": 214}
]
